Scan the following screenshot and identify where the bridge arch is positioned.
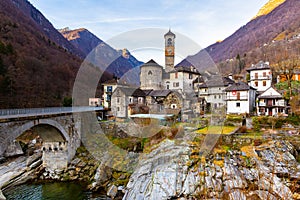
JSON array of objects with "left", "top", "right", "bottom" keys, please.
[{"left": 15, "top": 119, "right": 70, "bottom": 143}]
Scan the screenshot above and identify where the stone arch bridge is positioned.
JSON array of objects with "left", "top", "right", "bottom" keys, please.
[{"left": 0, "top": 107, "right": 104, "bottom": 169}]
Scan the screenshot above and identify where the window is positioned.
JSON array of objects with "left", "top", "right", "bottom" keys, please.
[
  {"left": 214, "top": 95, "right": 217, "bottom": 99},
  {"left": 189, "top": 74, "right": 193, "bottom": 79},
  {"left": 167, "top": 38, "right": 172, "bottom": 46},
  {"left": 148, "top": 71, "right": 152, "bottom": 75},
  {"left": 117, "top": 107, "right": 120, "bottom": 111},
  {"left": 237, "top": 92, "right": 240, "bottom": 100},
  {"left": 255, "top": 73, "right": 258, "bottom": 79},
  {"left": 175, "top": 72, "right": 178, "bottom": 79},
  {"left": 173, "top": 82, "right": 179, "bottom": 87},
  {"left": 107, "top": 86, "right": 112, "bottom": 92},
  {"left": 117, "top": 97, "right": 120, "bottom": 103},
  {"left": 129, "top": 97, "right": 132, "bottom": 103},
  {"left": 236, "top": 102, "right": 240, "bottom": 107},
  {"left": 254, "top": 81, "right": 258, "bottom": 87},
  {"left": 167, "top": 85, "right": 169, "bottom": 89},
  {"left": 263, "top": 72, "right": 267, "bottom": 77},
  {"left": 263, "top": 81, "right": 266, "bottom": 86},
  {"left": 219, "top": 95, "right": 221, "bottom": 99}
]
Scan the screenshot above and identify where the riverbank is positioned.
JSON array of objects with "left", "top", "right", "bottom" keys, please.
[{"left": 1, "top": 120, "right": 300, "bottom": 200}]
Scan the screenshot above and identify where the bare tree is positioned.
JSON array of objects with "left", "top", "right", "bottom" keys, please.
[{"left": 272, "top": 48, "right": 300, "bottom": 100}]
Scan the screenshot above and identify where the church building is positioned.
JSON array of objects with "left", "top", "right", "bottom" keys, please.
[{"left": 109, "top": 29, "right": 201, "bottom": 120}]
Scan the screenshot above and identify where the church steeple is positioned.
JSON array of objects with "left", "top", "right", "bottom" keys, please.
[{"left": 164, "top": 29, "right": 175, "bottom": 72}]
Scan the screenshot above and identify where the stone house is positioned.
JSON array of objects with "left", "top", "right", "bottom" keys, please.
[
  {"left": 225, "top": 82, "right": 256, "bottom": 114},
  {"left": 197, "top": 76, "right": 234, "bottom": 110},
  {"left": 111, "top": 87, "right": 146, "bottom": 118}
]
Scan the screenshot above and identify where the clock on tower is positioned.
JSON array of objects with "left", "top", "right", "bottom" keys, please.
[{"left": 164, "top": 29, "right": 175, "bottom": 72}]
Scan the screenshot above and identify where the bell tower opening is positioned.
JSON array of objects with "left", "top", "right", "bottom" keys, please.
[{"left": 164, "top": 29, "right": 175, "bottom": 72}]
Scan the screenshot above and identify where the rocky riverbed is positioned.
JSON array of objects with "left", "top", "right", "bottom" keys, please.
[
  {"left": 1, "top": 124, "right": 300, "bottom": 200},
  {"left": 123, "top": 137, "right": 300, "bottom": 200}
]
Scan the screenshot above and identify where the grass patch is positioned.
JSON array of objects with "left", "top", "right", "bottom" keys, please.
[
  {"left": 237, "top": 131, "right": 263, "bottom": 139},
  {"left": 195, "top": 126, "right": 237, "bottom": 135}
]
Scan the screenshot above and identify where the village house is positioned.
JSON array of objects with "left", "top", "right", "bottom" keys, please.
[
  {"left": 246, "top": 61, "right": 272, "bottom": 93},
  {"left": 225, "top": 82, "right": 256, "bottom": 114},
  {"left": 102, "top": 79, "right": 119, "bottom": 109},
  {"left": 197, "top": 76, "right": 234, "bottom": 110},
  {"left": 111, "top": 86, "right": 147, "bottom": 118},
  {"left": 256, "top": 86, "right": 287, "bottom": 116},
  {"left": 276, "top": 68, "right": 300, "bottom": 83}
]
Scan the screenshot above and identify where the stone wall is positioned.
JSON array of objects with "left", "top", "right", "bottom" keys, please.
[
  {"left": 0, "top": 113, "right": 82, "bottom": 169},
  {"left": 42, "top": 142, "right": 68, "bottom": 170}
]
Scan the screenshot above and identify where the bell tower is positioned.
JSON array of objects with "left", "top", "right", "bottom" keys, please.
[{"left": 164, "top": 29, "right": 175, "bottom": 72}]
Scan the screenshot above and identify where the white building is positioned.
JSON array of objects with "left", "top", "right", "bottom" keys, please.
[
  {"left": 246, "top": 61, "right": 272, "bottom": 93},
  {"left": 225, "top": 82, "right": 256, "bottom": 114},
  {"left": 88, "top": 98, "right": 101, "bottom": 107},
  {"left": 257, "top": 87, "right": 287, "bottom": 116}
]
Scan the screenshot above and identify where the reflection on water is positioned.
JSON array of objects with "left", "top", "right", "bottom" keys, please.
[{"left": 4, "top": 182, "right": 110, "bottom": 200}]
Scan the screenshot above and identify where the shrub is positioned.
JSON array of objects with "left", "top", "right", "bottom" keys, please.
[
  {"left": 252, "top": 116, "right": 286, "bottom": 131},
  {"left": 238, "top": 126, "right": 247, "bottom": 133},
  {"left": 286, "top": 115, "right": 300, "bottom": 126}
]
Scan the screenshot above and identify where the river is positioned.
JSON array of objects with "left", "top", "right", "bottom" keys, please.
[{"left": 3, "top": 182, "right": 110, "bottom": 200}]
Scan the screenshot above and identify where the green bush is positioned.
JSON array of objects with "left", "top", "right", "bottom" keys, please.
[
  {"left": 225, "top": 115, "right": 243, "bottom": 123},
  {"left": 252, "top": 116, "right": 286, "bottom": 131},
  {"left": 286, "top": 115, "right": 300, "bottom": 126}
]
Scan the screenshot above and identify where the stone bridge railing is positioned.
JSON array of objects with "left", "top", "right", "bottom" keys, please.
[{"left": 0, "top": 106, "right": 103, "bottom": 119}]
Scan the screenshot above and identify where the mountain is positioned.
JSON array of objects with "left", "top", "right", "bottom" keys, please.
[
  {"left": 253, "top": 0, "right": 286, "bottom": 19},
  {"left": 59, "top": 28, "right": 143, "bottom": 78},
  {"left": 59, "top": 27, "right": 103, "bottom": 57},
  {"left": 186, "top": 0, "right": 300, "bottom": 72},
  {"left": 10, "top": 0, "right": 84, "bottom": 58},
  {"left": 0, "top": 0, "right": 110, "bottom": 108}
]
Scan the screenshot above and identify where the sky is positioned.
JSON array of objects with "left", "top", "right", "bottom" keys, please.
[{"left": 29, "top": 0, "right": 269, "bottom": 64}]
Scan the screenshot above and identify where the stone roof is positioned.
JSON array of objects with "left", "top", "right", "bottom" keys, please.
[
  {"left": 102, "top": 79, "right": 118, "bottom": 85},
  {"left": 149, "top": 90, "right": 171, "bottom": 97},
  {"left": 225, "top": 82, "right": 255, "bottom": 91},
  {"left": 140, "top": 59, "right": 163, "bottom": 69},
  {"left": 193, "top": 76, "right": 205, "bottom": 84},
  {"left": 118, "top": 87, "right": 146, "bottom": 97},
  {"left": 142, "top": 89, "right": 153, "bottom": 96},
  {"left": 164, "top": 29, "right": 176, "bottom": 38},
  {"left": 246, "top": 61, "right": 271, "bottom": 72},
  {"left": 197, "top": 77, "right": 234, "bottom": 88}
]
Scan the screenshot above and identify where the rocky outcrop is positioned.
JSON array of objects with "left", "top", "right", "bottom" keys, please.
[
  {"left": 0, "top": 152, "right": 43, "bottom": 199},
  {"left": 123, "top": 138, "right": 300, "bottom": 200},
  {"left": 0, "top": 189, "right": 5, "bottom": 200},
  {"left": 123, "top": 139, "right": 190, "bottom": 199},
  {"left": 3, "top": 140, "right": 23, "bottom": 157}
]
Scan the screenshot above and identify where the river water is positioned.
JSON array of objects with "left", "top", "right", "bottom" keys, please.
[{"left": 3, "top": 182, "right": 110, "bottom": 200}]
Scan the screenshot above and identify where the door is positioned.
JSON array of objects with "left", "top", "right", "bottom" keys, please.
[
  {"left": 268, "top": 108, "right": 272, "bottom": 116},
  {"left": 237, "top": 92, "right": 240, "bottom": 100}
]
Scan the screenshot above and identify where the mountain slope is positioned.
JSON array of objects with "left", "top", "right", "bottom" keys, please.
[
  {"left": 59, "top": 28, "right": 143, "bottom": 78},
  {"left": 11, "top": 0, "right": 84, "bottom": 58},
  {"left": 253, "top": 0, "right": 286, "bottom": 19},
  {"left": 188, "top": 0, "right": 300, "bottom": 67},
  {"left": 0, "top": 0, "right": 111, "bottom": 108},
  {"left": 59, "top": 27, "right": 102, "bottom": 56}
]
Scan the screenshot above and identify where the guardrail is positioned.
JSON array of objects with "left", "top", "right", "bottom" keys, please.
[{"left": 0, "top": 106, "right": 104, "bottom": 117}]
